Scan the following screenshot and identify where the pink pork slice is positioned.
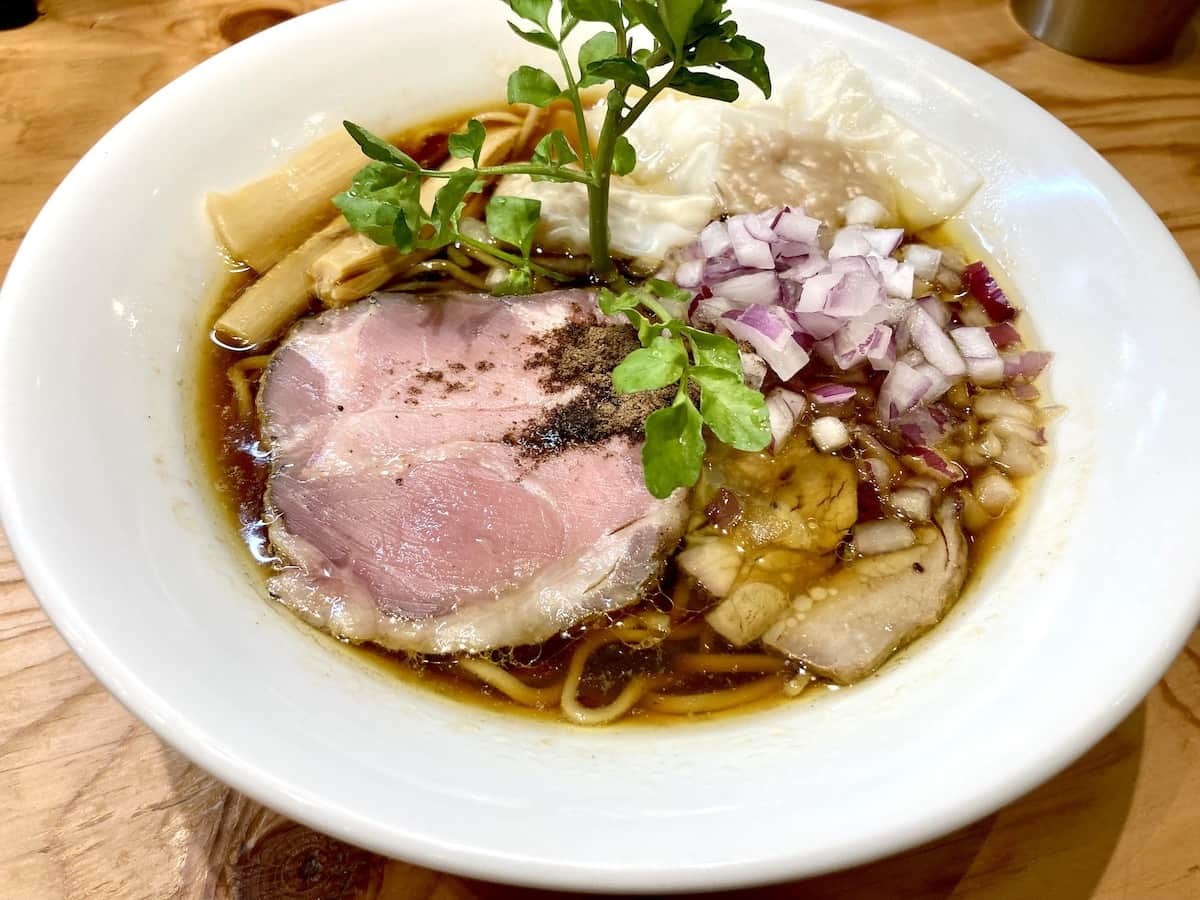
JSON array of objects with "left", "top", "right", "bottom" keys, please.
[{"left": 258, "top": 289, "right": 687, "bottom": 654}]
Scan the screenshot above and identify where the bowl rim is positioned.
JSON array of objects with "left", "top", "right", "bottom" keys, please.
[{"left": 2, "top": 0, "right": 1199, "bottom": 892}]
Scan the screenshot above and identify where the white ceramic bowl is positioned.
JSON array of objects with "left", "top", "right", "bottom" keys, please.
[{"left": 2, "top": 0, "right": 1198, "bottom": 892}]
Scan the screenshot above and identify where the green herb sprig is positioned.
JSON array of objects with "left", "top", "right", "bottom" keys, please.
[
  {"left": 600, "top": 279, "right": 770, "bottom": 497},
  {"left": 335, "top": 0, "right": 770, "bottom": 285}
]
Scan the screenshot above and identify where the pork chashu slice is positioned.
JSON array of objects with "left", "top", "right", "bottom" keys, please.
[
  {"left": 763, "top": 499, "right": 967, "bottom": 683},
  {"left": 258, "top": 290, "right": 687, "bottom": 655}
]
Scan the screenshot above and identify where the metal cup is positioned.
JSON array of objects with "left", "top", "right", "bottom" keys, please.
[{"left": 1011, "top": 0, "right": 1200, "bottom": 62}]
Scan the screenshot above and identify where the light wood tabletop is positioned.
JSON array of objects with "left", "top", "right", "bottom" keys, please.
[{"left": 2, "top": 1, "right": 1198, "bottom": 897}]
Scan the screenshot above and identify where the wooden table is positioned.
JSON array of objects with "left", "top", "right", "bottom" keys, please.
[{"left": 2, "top": 1, "right": 1198, "bottom": 897}]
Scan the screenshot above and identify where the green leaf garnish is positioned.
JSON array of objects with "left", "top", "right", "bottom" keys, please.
[
  {"left": 643, "top": 399, "right": 705, "bottom": 498},
  {"left": 507, "top": 65, "right": 562, "bottom": 107},
  {"left": 566, "top": 0, "right": 622, "bottom": 26},
  {"left": 342, "top": 122, "right": 420, "bottom": 171},
  {"left": 506, "top": 0, "right": 553, "bottom": 28},
  {"left": 584, "top": 57, "right": 651, "bottom": 88},
  {"left": 611, "top": 135, "right": 637, "bottom": 176},
  {"left": 577, "top": 31, "right": 620, "bottom": 88},
  {"left": 486, "top": 195, "right": 542, "bottom": 258},
  {"left": 683, "top": 326, "right": 741, "bottom": 373},
  {"left": 531, "top": 130, "right": 579, "bottom": 169},
  {"left": 447, "top": 118, "right": 487, "bottom": 166},
  {"left": 668, "top": 68, "right": 740, "bottom": 101},
  {"left": 690, "top": 366, "right": 770, "bottom": 450},
  {"left": 612, "top": 333, "right": 687, "bottom": 392}
]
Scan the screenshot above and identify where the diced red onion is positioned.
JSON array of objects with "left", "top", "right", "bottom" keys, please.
[
  {"left": 824, "top": 272, "right": 885, "bottom": 319},
  {"left": 951, "top": 326, "right": 1004, "bottom": 385},
  {"left": 903, "top": 446, "right": 967, "bottom": 484},
  {"left": 674, "top": 257, "right": 704, "bottom": 289},
  {"left": 866, "top": 324, "right": 894, "bottom": 370},
  {"left": 700, "top": 220, "right": 731, "bottom": 257},
  {"left": 861, "top": 228, "right": 904, "bottom": 258},
  {"left": 903, "top": 244, "right": 942, "bottom": 281},
  {"left": 689, "top": 295, "right": 736, "bottom": 331},
  {"left": 962, "top": 261, "right": 1016, "bottom": 322},
  {"left": 874, "top": 258, "right": 915, "bottom": 299},
  {"left": 843, "top": 195, "right": 888, "bottom": 227},
  {"left": 916, "top": 296, "right": 951, "bottom": 329},
  {"left": 765, "top": 388, "right": 806, "bottom": 450},
  {"left": 1011, "top": 382, "right": 1040, "bottom": 401},
  {"left": 744, "top": 208, "right": 779, "bottom": 242},
  {"left": 722, "top": 306, "right": 811, "bottom": 381},
  {"left": 987, "top": 322, "right": 1022, "bottom": 348},
  {"left": 795, "top": 272, "right": 842, "bottom": 313},
  {"left": 907, "top": 305, "right": 966, "bottom": 378},
  {"left": 710, "top": 270, "right": 780, "bottom": 308},
  {"left": 864, "top": 457, "right": 892, "bottom": 486},
  {"left": 1002, "top": 350, "right": 1052, "bottom": 379},
  {"left": 773, "top": 209, "right": 821, "bottom": 244},
  {"left": 809, "top": 383, "right": 857, "bottom": 404},
  {"left": 829, "top": 227, "right": 873, "bottom": 260},
  {"left": 811, "top": 416, "right": 851, "bottom": 452},
  {"left": 915, "top": 362, "right": 953, "bottom": 401},
  {"left": 895, "top": 406, "right": 951, "bottom": 446},
  {"left": 878, "top": 361, "right": 932, "bottom": 421},
  {"left": 728, "top": 217, "right": 775, "bottom": 269},
  {"left": 790, "top": 310, "right": 843, "bottom": 340},
  {"left": 779, "top": 254, "right": 828, "bottom": 282},
  {"left": 832, "top": 319, "right": 877, "bottom": 370}
]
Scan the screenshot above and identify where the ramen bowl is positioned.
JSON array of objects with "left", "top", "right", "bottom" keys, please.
[{"left": 1, "top": 0, "right": 1197, "bottom": 891}]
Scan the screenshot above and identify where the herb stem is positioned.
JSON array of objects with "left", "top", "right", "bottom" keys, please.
[
  {"left": 554, "top": 45, "right": 595, "bottom": 171},
  {"left": 416, "top": 162, "right": 594, "bottom": 184},
  {"left": 456, "top": 235, "right": 571, "bottom": 282}
]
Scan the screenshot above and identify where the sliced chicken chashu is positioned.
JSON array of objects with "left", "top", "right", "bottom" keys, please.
[
  {"left": 683, "top": 441, "right": 858, "bottom": 646},
  {"left": 763, "top": 499, "right": 967, "bottom": 683}
]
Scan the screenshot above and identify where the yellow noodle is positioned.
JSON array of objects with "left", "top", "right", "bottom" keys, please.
[
  {"left": 515, "top": 104, "right": 544, "bottom": 157},
  {"left": 402, "top": 259, "right": 489, "bottom": 289},
  {"left": 559, "top": 628, "right": 662, "bottom": 725},
  {"left": 458, "top": 658, "right": 562, "bottom": 708},
  {"left": 446, "top": 246, "right": 475, "bottom": 269},
  {"left": 475, "top": 110, "right": 525, "bottom": 127},
  {"left": 225, "top": 355, "right": 272, "bottom": 420},
  {"left": 663, "top": 619, "right": 706, "bottom": 642},
  {"left": 672, "top": 653, "right": 785, "bottom": 675},
  {"left": 641, "top": 677, "right": 784, "bottom": 715}
]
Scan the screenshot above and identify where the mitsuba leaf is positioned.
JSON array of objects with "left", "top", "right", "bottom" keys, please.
[
  {"left": 447, "top": 118, "right": 487, "bottom": 166},
  {"left": 682, "top": 327, "right": 742, "bottom": 374},
  {"left": 690, "top": 366, "right": 771, "bottom": 451},
  {"left": 598, "top": 287, "right": 638, "bottom": 315},
  {"left": 342, "top": 122, "right": 420, "bottom": 171},
  {"left": 612, "top": 334, "right": 687, "bottom": 392},
  {"left": 642, "top": 399, "right": 705, "bottom": 498},
  {"left": 486, "top": 195, "right": 542, "bottom": 258},
  {"left": 426, "top": 169, "right": 477, "bottom": 243},
  {"left": 531, "top": 129, "right": 579, "bottom": 168},
  {"left": 492, "top": 266, "right": 535, "bottom": 296},
  {"left": 585, "top": 57, "right": 651, "bottom": 89},
  {"left": 333, "top": 162, "right": 423, "bottom": 251},
  {"left": 578, "top": 31, "right": 619, "bottom": 87},
  {"left": 720, "top": 36, "right": 771, "bottom": 98},
  {"left": 566, "top": 0, "right": 622, "bottom": 27},
  {"left": 507, "top": 21, "right": 559, "bottom": 50},
  {"left": 612, "top": 135, "right": 637, "bottom": 176},
  {"left": 506, "top": 0, "right": 552, "bottom": 29},
  {"left": 507, "top": 66, "right": 562, "bottom": 107},
  {"left": 657, "top": 0, "right": 705, "bottom": 51},
  {"left": 668, "top": 68, "right": 739, "bottom": 101},
  {"left": 623, "top": 0, "right": 673, "bottom": 49}
]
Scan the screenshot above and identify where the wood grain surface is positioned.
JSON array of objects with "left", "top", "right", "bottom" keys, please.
[{"left": 2, "top": 1, "right": 1198, "bottom": 897}]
